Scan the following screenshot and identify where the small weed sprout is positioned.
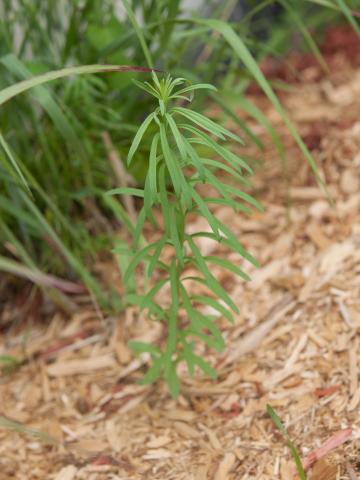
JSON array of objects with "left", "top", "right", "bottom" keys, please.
[{"left": 267, "top": 404, "right": 307, "bottom": 480}]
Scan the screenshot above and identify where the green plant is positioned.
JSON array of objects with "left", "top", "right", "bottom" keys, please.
[
  {"left": 267, "top": 404, "right": 307, "bottom": 480},
  {"left": 0, "top": 355, "right": 20, "bottom": 374},
  {"left": 107, "top": 72, "right": 262, "bottom": 396},
  {"left": 0, "top": 64, "right": 153, "bottom": 306}
]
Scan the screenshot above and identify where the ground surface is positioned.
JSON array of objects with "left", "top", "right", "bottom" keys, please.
[{"left": 1, "top": 28, "right": 360, "bottom": 480}]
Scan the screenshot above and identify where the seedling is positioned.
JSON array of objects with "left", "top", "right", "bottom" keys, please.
[
  {"left": 267, "top": 404, "right": 307, "bottom": 480},
  {"left": 108, "top": 72, "right": 262, "bottom": 397}
]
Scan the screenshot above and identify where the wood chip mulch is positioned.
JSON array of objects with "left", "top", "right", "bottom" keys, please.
[{"left": 1, "top": 45, "right": 360, "bottom": 479}]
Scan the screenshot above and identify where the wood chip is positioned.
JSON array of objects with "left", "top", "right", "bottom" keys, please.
[
  {"left": 349, "top": 343, "right": 358, "bottom": 396},
  {"left": 54, "top": 465, "right": 78, "bottom": 480},
  {"left": 224, "top": 295, "right": 295, "bottom": 365},
  {"left": 47, "top": 354, "right": 117, "bottom": 376},
  {"left": 214, "top": 452, "right": 236, "bottom": 480},
  {"left": 173, "top": 421, "right": 200, "bottom": 439},
  {"left": 147, "top": 435, "right": 172, "bottom": 448},
  {"left": 143, "top": 448, "right": 172, "bottom": 460}
]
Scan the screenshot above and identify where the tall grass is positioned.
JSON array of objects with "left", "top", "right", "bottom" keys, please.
[{"left": 0, "top": 0, "right": 358, "bottom": 307}]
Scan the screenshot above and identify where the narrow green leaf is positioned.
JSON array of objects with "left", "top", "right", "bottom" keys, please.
[
  {"left": 203, "top": 197, "right": 252, "bottom": 215},
  {"left": 122, "top": 0, "right": 154, "bottom": 68},
  {"left": 133, "top": 207, "right": 146, "bottom": 250},
  {"left": 190, "top": 186, "right": 220, "bottom": 237},
  {"left": 187, "top": 236, "right": 238, "bottom": 313},
  {"left": 165, "top": 362, "right": 180, "bottom": 399},
  {"left": 267, "top": 405, "right": 307, "bottom": 480},
  {"left": 210, "top": 92, "right": 264, "bottom": 150},
  {"left": 175, "top": 83, "right": 217, "bottom": 95},
  {"left": 0, "top": 63, "right": 147, "bottom": 106},
  {"left": 182, "top": 138, "right": 206, "bottom": 179},
  {"left": 169, "top": 205, "right": 184, "bottom": 264},
  {"left": 106, "top": 187, "right": 145, "bottom": 197},
  {"left": 191, "top": 295, "right": 234, "bottom": 323},
  {"left": 0, "top": 132, "right": 30, "bottom": 193},
  {"left": 186, "top": 327, "right": 225, "bottom": 352},
  {"left": 159, "top": 122, "right": 183, "bottom": 198},
  {"left": 190, "top": 230, "right": 258, "bottom": 268},
  {"left": 224, "top": 184, "right": 264, "bottom": 212},
  {"left": 158, "top": 166, "right": 172, "bottom": 238},
  {"left": 217, "top": 222, "right": 259, "bottom": 267},
  {"left": 1, "top": 54, "right": 87, "bottom": 165},
  {"left": 165, "top": 113, "right": 187, "bottom": 159},
  {"left": 127, "top": 112, "right": 156, "bottom": 165},
  {"left": 336, "top": 0, "right": 360, "bottom": 37},
  {"left": 182, "top": 124, "right": 253, "bottom": 174},
  {"left": 128, "top": 341, "right": 161, "bottom": 356},
  {"left": 149, "top": 133, "right": 160, "bottom": 197},
  {"left": 140, "top": 278, "right": 169, "bottom": 310},
  {"left": 123, "top": 241, "right": 160, "bottom": 286},
  {"left": 143, "top": 175, "right": 157, "bottom": 225},
  {"left": 0, "top": 355, "right": 19, "bottom": 366},
  {"left": 191, "top": 354, "right": 217, "bottom": 379},
  {"left": 140, "top": 356, "right": 164, "bottom": 384},
  {"left": 194, "top": 18, "right": 327, "bottom": 194},
  {"left": 173, "top": 106, "right": 244, "bottom": 144},
  {"left": 146, "top": 236, "right": 167, "bottom": 279},
  {"left": 0, "top": 416, "right": 59, "bottom": 446},
  {"left": 231, "top": 94, "right": 284, "bottom": 161},
  {"left": 205, "top": 256, "right": 251, "bottom": 282},
  {"left": 201, "top": 158, "right": 245, "bottom": 182},
  {"left": 133, "top": 79, "right": 159, "bottom": 98},
  {"left": 280, "top": 0, "right": 329, "bottom": 72}
]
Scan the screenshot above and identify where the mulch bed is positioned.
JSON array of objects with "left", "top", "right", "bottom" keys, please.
[{"left": 1, "top": 26, "right": 360, "bottom": 480}]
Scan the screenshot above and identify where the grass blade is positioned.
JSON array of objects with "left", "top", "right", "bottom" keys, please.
[
  {"left": 122, "top": 0, "right": 154, "bottom": 68},
  {"left": 335, "top": 0, "right": 360, "bottom": 36},
  {"left": 267, "top": 405, "right": 307, "bottom": 480},
  {"left": 0, "top": 132, "right": 30, "bottom": 192},
  {"left": 0, "top": 63, "right": 152, "bottom": 105},
  {"left": 280, "top": 0, "right": 329, "bottom": 73},
  {"left": 193, "top": 18, "right": 328, "bottom": 195}
]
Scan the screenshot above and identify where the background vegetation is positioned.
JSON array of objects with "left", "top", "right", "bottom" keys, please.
[{"left": 1, "top": 1, "right": 357, "bottom": 302}]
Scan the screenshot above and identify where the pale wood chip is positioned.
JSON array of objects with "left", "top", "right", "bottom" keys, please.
[
  {"left": 47, "top": 354, "right": 117, "bottom": 377},
  {"left": 264, "top": 364, "right": 302, "bottom": 390},
  {"left": 284, "top": 333, "right": 308, "bottom": 370},
  {"left": 105, "top": 420, "right": 122, "bottom": 452},
  {"left": 53, "top": 465, "right": 78, "bottom": 480},
  {"left": 250, "top": 258, "right": 288, "bottom": 290},
  {"left": 290, "top": 187, "right": 323, "bottom": 200},
  {"left": 336, "top": 299, "right": 354, "bottom": 328},
  {"left": 165, "top": 410, "right": 197, "bottom": 422},
  {"left": 200, "top": 425, "right": 222, "bottom": 451},
  {"left": 173, "top": 421, "right": 200, "bottom": 439},
  {"left": 214, "top": 452, "right": 236, "bottom": 480},
  {"left": 307, "top": 329, "right": 327, "bottom": 348},
  {"left": 349, "top": 342, "right": 358, "bottom": 396},
  {"left": 348, "top": 386, "right": 360, "bottom": 411},
  {"left": 114, "top": 341, "right": 132, "bottom": 364},
  {"left": 147, "top": 435, "right": 172, "bottom": 448},
  {"left": 309, "top": 457, "right": 338, "bottom": 480},
  {"left": 143, "top": 448, "right": 172, "bottom": 460},
  {"left": 306, "top": 224, "right": 332, "bottom": 250},
  {"left": 118, "top": 393, "right": 147, "bottom": 414},
  {"left": 75, "top": 438, "right": 108, "bottom": 452},
  {"left": 224, "top": 295, "right": 295, "bottom": 365}
]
